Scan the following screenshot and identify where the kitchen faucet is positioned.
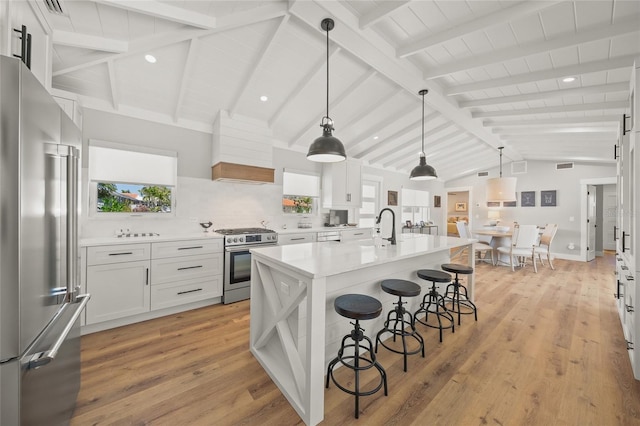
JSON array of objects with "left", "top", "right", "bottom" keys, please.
[{"left": 375, "top": 208, "right": 396, "bottom": 245}]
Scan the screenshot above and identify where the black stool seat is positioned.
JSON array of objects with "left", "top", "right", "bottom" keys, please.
[
  {"left": 375, "top": 279, "right": 424, "bottom": 372},
  {"left": 441, "top": 263, "right": 477, "bottom": 325},
  {"left": 417, "top": 269, "right": 452, "bottom": 283},
  {"left": 381, "top": 279, "right": 421, "bottom": 298},
  {"left": 334, "top": 294, "right": 382, "bottom": 320},
  {"left": 415, "top": 269, "right": 454, "bottom": 342},
  {"left": 441, "top": 263, "right": 474, "bottom": 275},
  {"left": 327, "top": 294, "right": 387, "bottom": 419}
]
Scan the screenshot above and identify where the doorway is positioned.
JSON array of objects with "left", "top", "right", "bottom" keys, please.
[{"left": 580, "top": 177, "right": 616, "bottom": 261}]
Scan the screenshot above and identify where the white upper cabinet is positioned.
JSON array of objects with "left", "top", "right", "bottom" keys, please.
[{"left": 322, "top": 159, "right": 362, "bottom": 208}]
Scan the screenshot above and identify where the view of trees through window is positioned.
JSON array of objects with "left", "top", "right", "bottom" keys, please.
[{"left": 97, "top": 183, "right": 172, "bottom": 213}]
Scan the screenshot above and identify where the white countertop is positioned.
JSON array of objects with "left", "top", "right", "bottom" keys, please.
[
  {"left": 250, "top": 233, "right": 475, "bottom": 279},
  {"left": 80, "top": 232, "right": 224, "bottom": 247}
]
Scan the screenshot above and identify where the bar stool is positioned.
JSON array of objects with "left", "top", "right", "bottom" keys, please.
[
  {"left": 414, "top": 269, "right": 455, "bottom": 342},
  {"left": 326, "top": 294, "right": 388, "bottom": 419},
  {"left": 375, "top": 279, "right": 425, "bottom": 372},
  {"left": 441, "top": 263, "right": 477, "bottom": 325}
]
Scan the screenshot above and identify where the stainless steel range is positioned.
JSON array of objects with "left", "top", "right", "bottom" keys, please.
[{"left": 216, "top": 228, "right": 278, "bottom": 304}]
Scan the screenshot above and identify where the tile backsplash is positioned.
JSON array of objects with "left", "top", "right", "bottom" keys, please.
[{"left": 80, "top": 176, "right": 327, "bottom": 238}]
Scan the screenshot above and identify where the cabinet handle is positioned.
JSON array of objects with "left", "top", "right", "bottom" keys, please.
[
  {"left": 346, "top": 193, "right": 351, "bottom": 202},
  {"left": 626, "top": 304, "right": 635, "bottom": 313},
  {"left": 109, "top": 252, "right": 134, "bottom": 256},
  {"left": 627, "top": 340, "right": 634, "bottom": 351},
  {"left": 177, "top": 288, "right": 203, "bottom": 295},
  {"left": 178, "top": 265, "right": 203, "bottom": 271},
  {"left": 627, "top": 275, "right": 635, "bottom": 281},
  {"left": 177, "top": 246, "right": 203, "bottom": 250},
  {"left": 290, "top": 237, "right": 305, "bottom": 241},
  {"left": 623, "top": 114, "right": 630, "bottom": 135},
  {"left": 146, "top": 268, "right": 149, "bottom": 285},
  {"left": 614, "top": 225, "right": 617, "bottom": 241},
  {"left": 622, "top": 232, "right": 629, "bottom": 252},
  {"left": 614, "top": 144, "right": 619, "bottom": 160},
  {"left": 621, "top": 265, "right": 629, "bottom": 271}
]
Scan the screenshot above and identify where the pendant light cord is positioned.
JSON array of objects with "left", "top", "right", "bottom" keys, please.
[
  {"left": 421, "top": 91, "right": 425, "bottom": 154},
  {"left": 498, "top": 146, "right": 504, "bottom": 177},
  {"left": 326, "top": 24, "right": 330, "bottom": 123}
]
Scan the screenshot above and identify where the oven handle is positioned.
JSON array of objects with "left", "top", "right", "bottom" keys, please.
[{"left": 225, "top": 243, "right": 278, "bottom": 253}]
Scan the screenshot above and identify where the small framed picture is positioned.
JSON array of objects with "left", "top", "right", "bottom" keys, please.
[
  {"left": 455, "top": 202, "right": 467, "bottom": 212},
  {"left": 434, "top": 195, "right": 441, "bottom": 208},
  {"left": 503, "top": 201, "right": 516, "bottom": 207},
  {"left": 541, "top": 190, "right": 557, "bottom": 207},
  {"left": 487, "top": 201, "right": 500, "bottom": 208},
  {"left": 388, "top": 190, "right": 398, "bottom": 206},
  {"left": 521, "top": 191, "right": 535, "bottom": 207},
  {"left": 406, "top": 220, "right": 413, "bottom": 228}
]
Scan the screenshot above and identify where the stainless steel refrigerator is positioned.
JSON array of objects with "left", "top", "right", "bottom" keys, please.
[{"left": 0, "top": 56, "right": 90, "bottom": 425}]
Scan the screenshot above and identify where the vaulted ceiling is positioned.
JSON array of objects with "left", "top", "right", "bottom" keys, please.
[{"left": 43, "top": 0, "right": 640, "bottom": 181}]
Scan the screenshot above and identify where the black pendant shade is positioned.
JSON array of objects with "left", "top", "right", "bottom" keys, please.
[
  {"left": 410, "top": 89, "right": 437, "bottom": 180},
  {"left": 307, "top": 18, "right": 346, "bottom": 163}
]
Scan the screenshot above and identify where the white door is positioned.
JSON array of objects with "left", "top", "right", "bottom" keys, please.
[
  {"left": 587, "top": 185, "right": 597, "bottom": 261},
  {"left": 603, "top": 184, "right": 617, "bottom": 251}
]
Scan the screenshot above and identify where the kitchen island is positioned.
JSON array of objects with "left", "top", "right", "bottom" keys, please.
[{"left": 249, "top": 233, "right": 475, "bottom": 425}]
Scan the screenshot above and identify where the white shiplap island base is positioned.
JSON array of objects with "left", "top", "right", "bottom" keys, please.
[{"left": 249, "top": 234, "right": 476, "bottom": 425}]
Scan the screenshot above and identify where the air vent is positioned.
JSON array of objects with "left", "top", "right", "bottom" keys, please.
[
  {"left": 511, "top": 161, "right": 527, "bottom": 174},
  {"left": 477, "top": 171, "right": 489, "bottom": 177},
  {"left": 556, "top": 162, "right": 574, "bottom": 170},
  {"left": 43, "top": 0, "right": 67, "bottom": 15}
]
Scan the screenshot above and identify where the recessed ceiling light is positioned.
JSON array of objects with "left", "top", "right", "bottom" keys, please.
[
  {"left": 145, "top": 54, "right": 157, "bottom": 64},
  {"left": 373, "top": 136, "right": 379, "bottom": 140},
  {"left": 260, "top": 95, "right": 268, "bottom": 102},
  {"left": 562, "top": 76, "right": 576, "bottom": 83}
]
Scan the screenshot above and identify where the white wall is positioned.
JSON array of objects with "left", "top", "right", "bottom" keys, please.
[
  {"left": 80, "top": 109, "right": 441, "bottom": 238},
  {"left": 445, "top": 161, "right": 616, "bottom": 259}
]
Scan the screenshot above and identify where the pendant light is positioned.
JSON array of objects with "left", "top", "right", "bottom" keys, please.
[
  {"left": 486, "top": 146, "right": 517, "bottom": 202},
  {"left": 307, "top": 18, "right": 347, "bottom": 163},
  {"left": 409, "top": 89, "right": 437, "bottom": 180}
]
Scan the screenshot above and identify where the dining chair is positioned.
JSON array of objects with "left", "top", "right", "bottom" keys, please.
[
  {"left": 496, "top": 224, "right": 539, "bottom": 272},
  {"left": 456, "top": 221, "right": 495, "bottom": 265},
  {"left": 534, "top": 224, "right": 558, "bottom": 270}
]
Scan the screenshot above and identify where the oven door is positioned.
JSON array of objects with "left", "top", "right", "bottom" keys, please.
[{"left": 223, "top": 246, "right": 253, "bottom": 304}]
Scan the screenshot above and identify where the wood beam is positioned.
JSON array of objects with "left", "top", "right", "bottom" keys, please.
[
  {"left": 471, "top": 101, "right": 628, "bottom": 118},
  {"left": 424, "top": 17, "right": 640, "bottom": 80},
  {"left": 445, "top": 55, "right": 637, "bottom": 96},
  {"left": 94, "top": 0, "right": 217, "bottom": 29},
  {"left": 397, "top": 1, "right": 559, "bottom": 58}
]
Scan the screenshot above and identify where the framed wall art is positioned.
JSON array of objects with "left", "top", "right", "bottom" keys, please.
[
  {"left": 434, "top": 195, "right": 441, "bottom": 208},
  {"left": 541, "top": 190, "right": 557, "bottom": 207},
  {"left": 486, "top": 201, "right": 500, "bottom": 208},
  {"left": 503, "top": 201, "right": 516, "bottom": 207},
  {"left": 521, "top": 191, "right": 535, "bottom": 207},
  {"left": 387, "top": 190, "right": 398, "bottom": 206},
  {"left": 455, "top": 202, "right": 467, "bottom": 212}
]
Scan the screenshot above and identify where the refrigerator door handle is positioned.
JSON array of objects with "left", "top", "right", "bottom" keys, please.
[
  {"left": 65, "top": 145, "right": 79, "bottom": 301},
  {"left": 26, "top": 294, "right": 90, "bottom": 370}
]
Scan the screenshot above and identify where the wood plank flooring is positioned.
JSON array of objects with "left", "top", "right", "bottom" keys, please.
[{"left": 71, "top": 252, "right": 640, "bottom": 425}]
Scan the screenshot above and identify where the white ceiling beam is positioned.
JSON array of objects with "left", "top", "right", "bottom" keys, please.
[
  {"left": 424, "top": 16, "right": 640, "bottom": 80},
  {"left": 445, "top": 55, "right": 637, "bottom": 96},
  {"left": 522, "top": 154, "right": 615, "bottom": 164},
  {"left": 397, "top": 1, "right": 559, "bottom": 58},
  {"left": 460, "top": 82, "right": 629, "bottom": 108},
  {"left": 288, "top": 0, "right": 520, "bottom": 161},
  {"left": 53, "top": 30, "right": 128, "bottom": 53},
  {"left": 229, "top": 15, "right": 290, "bottom": 117},
  {"left": 360, "top": 1, "right": 411, "bottom": 30},
  {"left": 484, "top": 116, "right": 621, "bottom": 127},
  {"left": 289, "top": 67, "right": 379, "bottom": 148},
  {"left": 494, "top": 126, "right": 617, "bottom": 135},
  {"left": 268, "top": 45, "right": 341, "bottom": 127},
  {"left": 502, "top": 133, "right": 616, "bottom": 141},
  {"left": 395, "top": 140, "right": 482, "bottom": 170},
  {"left": 174, "top": 38, "right": 199, "bottom": 123},
  {"left": 348, "top": 102, "right": 416, "bottom": 157},
  {"left": 106, "top": 60, "right": 118, "bottom": 110},
  {"left": 377, "top": 121, "right": 455, "bottom": 166},
  {"left": 471, "top": 101, "right": 628, "bottom": 118},
  {"left": 93, "top": 0, "right": 217, "bottom": 29},
  {"left": 52, "top": 2, "right": 288, "bottom": 76}
]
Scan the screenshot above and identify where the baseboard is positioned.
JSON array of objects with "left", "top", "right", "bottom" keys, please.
[{"left": 552, "top": 252, "right": 583, "bottom": 262}]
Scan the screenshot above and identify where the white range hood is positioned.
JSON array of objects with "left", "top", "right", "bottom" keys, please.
[{"left": 211, "top": 110, "right": 274, "bottom": 184}]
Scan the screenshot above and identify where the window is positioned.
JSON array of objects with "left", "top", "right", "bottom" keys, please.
[
  {"left": 402, "top": 188, "right": 430, "bottom": 226},
  {"left": 359, "top": 179, "right": 380, "bottom": 228},
  {"left": 282, "top": 170, "right": 320, "bottom": 214},
  {"left": 88, "top": 140, "right": 177, "bottom": 215}
]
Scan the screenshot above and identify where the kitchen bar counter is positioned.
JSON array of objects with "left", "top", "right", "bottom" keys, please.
[{"left": 249, "top": 234, "right": 475, "bottom": 425}]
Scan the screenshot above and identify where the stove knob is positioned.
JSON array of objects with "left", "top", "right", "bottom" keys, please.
[
  {"left": 233, "top": 237, "right": 238, "bottom": 243},
  {"left": 239, "top": 237, "right": 244, "bottom": 242},
  {"left": 226, "top": 237, "right": 232, "bottom": 244}
]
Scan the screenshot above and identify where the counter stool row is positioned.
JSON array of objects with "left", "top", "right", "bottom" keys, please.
[{"left": 326, "top": 263, "right": 477, "bottom": 419}]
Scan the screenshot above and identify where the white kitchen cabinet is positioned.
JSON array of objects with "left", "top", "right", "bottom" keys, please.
[
  {"left": 616, "top": 58, "right": 639, "bottom": 379},
  {"left": 322, "top": 159, "right": 362, "bottom": 208},
  {"left": 86, "top": 258, "right": 150, "bottom": 324},
  {"left": 278, "top": 232, "right": 317, "bottom": 245},
  {"left": 340, "top": 228, "right": 372, "bottom": 242}
]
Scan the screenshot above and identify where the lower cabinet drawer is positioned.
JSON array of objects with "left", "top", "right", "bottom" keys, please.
[
  {"left": 151, "top": 253, "right": 223, "bottom": 285},
  {"left": 150, "top": 275, "right": 222, "bottom": 311}
]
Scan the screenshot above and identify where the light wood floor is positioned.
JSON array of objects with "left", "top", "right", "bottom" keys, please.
[{"left": 71, "top": 252, "right": 640, "bottom": 425}]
